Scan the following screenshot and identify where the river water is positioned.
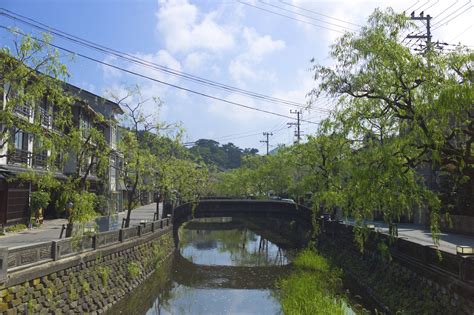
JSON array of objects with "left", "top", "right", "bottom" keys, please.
[
  {"left": 109, "top": 217, "right": 297, "bottom": 314},
  {"left": 108, "top": 217, "right": 369, "bottom": 314}
]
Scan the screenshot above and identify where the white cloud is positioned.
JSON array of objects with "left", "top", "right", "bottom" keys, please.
[
  {"left": 101, "top": 49, "right": 184, "bottom": 122},
  {"left": 184, "top": 51, "right": 209, "bottom": 70},
  {"left": 156, "top": 0, "right": 235, "bottom": 53},
  {"left": 228, "top": 27, "right": 285, "bottom": 84},
  {"left": 102, "top": 55, "right": 122, "bottom": 79}
]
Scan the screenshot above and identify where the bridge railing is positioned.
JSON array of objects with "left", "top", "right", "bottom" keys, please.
[{"left": 0, "top": 218, "right": 171, "bottom": 280}]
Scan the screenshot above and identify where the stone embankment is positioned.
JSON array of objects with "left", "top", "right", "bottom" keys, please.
[
  {"left": 319, "top": 221, "right": 474, "bottom": 314},
  {"left": 0, "top": 219, "right": 173, "bottom": 314}
]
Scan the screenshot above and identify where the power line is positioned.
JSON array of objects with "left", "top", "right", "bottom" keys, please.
[
  {"left": 411, "top": 0, "right": 431, "bottom": 14},
  {"left": 0, "top": 8, "right": 331, "bottom": 112},
  {"left": 432, "top": 4, "right": 473, "bottom": 31},
  {"left": 404, "top": 1, "right": 422, "bottom": 13},
  {"left": 259, "top": 1, "right": 358, "bottom": 32},
  {"left": 433, "top": 0, "right": 472, "bottom": 26},
  {"left": 449, "top": 24, "right": 472, "bottom": 41},
  {"left": 237, "top": 1, "right": 346, "bottom": 33},
  {"left": 185, "top": 125, "right": 290, "bottom": 146},
  {"left": 279, "top": 0, "right": 362, "bottom": 27},
  {"left": 1, "top": 26, "right": 321, "bottom": 124},
  {"left": 433, "top": 0, "right": 468, "bottom": 25},
  {"left": 423, "top": 0, "right": 441, "bottom": 12}
]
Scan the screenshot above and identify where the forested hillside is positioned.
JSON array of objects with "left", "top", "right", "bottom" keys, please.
[{"left": 189, "top": 139, "right": 258, "bottom": 170}]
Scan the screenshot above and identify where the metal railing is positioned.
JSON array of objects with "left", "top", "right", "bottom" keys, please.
[
  {"left": 38, "top": 107, "right": 52, "bottom": 128},
  {"left": 8, "top": 149, "right": 30, "bottom": 165},
  {"left": 32, "top": 152, "right": 48, "bottom": 168},
  {"left": 13, "top": 104, "right": 32, "bottom": 118}
]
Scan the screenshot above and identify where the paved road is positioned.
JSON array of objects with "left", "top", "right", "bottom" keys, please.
[
  {"left": 0, "top": 203, "right": 163, "bottom": 249},
  {"left": 343, "top": 219, "right": 474, "bottom": 254}
]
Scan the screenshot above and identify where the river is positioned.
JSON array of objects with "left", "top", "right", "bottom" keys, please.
[{"left": 108, "top": 216, "right": 367, "bottom": 314}]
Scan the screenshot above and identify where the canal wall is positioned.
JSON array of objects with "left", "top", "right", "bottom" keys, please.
[
  {"left": 0, "top": 219, "right": 173, "bottom": 314},
  {"left": 318, "top": 221, "right": 474, "bottom": 314}
]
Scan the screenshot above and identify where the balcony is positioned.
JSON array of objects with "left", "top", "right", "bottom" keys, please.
[
  {"left": 14, "top": 104, "right": 32, "bottom": 118},
  {"left": 38, "top": 107, "right": 52, "bottom": 128},
  {"left": 33, "top": 152, "right": 48, "bottom": 169},
  {"left": 8, "top": 149, "right": 30, "bottom": 165},
  {"left": 54, "top": 154, "right": 63, "bottom": 171}
]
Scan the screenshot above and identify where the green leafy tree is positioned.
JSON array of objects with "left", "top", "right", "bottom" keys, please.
[
  {"left": 0, "top": 30, "right": 73, "bottom": 170},
  {"left": 309, "top": 8, "right": 472, "bottom": 237},
  {"left": 1, "top": 29, "right": 111, "bottom": 236},
  {"left": 110, "top": 86, "right": 161, "bottom": 227}
]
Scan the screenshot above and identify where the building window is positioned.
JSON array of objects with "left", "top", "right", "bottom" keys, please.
[
  {"left": 111, "top": 125, "right": 117, "bottom": 149},
  {"left": 10, "top": 129, "right": 30, "bottom": 164},
  {"left": 14, "top": 131, "right": 24, "bottom": 150},
  {"left": 110, "top": 157, "right": 116, "bottom": 191}
]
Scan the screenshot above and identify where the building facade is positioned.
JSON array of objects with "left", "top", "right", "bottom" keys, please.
[{"left": 0, "top": 81, "right": 124, "bottom": 226}]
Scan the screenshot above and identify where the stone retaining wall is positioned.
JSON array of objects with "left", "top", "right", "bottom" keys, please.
[
  {"left": 0, "top": 226, "right": 174, "bottom": 314},
  {"left": 319, "top": 221, "right": 474, "bottom": 314}
]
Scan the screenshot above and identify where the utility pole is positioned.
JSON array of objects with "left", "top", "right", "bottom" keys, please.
[
  {"left": 287, "top": 110, "right": 302, "bottom": 144},
  {"left": 406, "top": 11, "right": 432, "bottom": 55},
  {"left": 260, "top": 132, "right": 273, "bottom": 155}
]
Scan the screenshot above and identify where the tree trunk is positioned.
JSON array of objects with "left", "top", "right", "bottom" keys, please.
[{"left": 65, "top": 223, "right": 74, "bottom": 238}]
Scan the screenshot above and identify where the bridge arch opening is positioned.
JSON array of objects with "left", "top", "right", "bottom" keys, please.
[{"left": 171, "top": 199, "right": 315, "bottom": 248}]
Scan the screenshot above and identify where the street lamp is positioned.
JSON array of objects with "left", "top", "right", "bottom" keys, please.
[{"left": 456, "top": 246, "right": 474, "bottom": 255}]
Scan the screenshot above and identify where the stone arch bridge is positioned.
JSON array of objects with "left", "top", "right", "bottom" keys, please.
[{"left": 171, "top": 199, "right": 314, "bottom": 247}]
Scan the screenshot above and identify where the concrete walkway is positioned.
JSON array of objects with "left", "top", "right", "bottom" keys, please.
[
  {"left": 343, "top": 219, "right": 474, "bottom": 255},
  {"left": 0, "top": 203, "right": 163, "bottom": 249}
]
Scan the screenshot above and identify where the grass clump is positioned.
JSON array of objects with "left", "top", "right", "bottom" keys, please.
[
  {"left": 276, "top": 249, "right": 348, "bottom": 315},
  {"left": 5, "top": 223, "right": 27, "bottom": 233},
  {"left": 127, "top": 262, "right": 141, "bottom": 279}
]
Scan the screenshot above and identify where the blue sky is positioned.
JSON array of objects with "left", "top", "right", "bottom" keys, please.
[{"left": 1, "top": 0, "right": 472, "bottom": 152}]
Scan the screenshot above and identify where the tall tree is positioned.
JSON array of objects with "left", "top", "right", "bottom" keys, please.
[
  {"left": 310, "top": 8, "right": 473, "bottom": 234},
  {"left": 110, "top": 86, "right": 161, "bottom": 227}
]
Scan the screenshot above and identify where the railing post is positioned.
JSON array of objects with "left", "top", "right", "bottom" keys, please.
[
  {"left": 151, "top": 222, "right": 155, "bottom": 232},
  {"left": 459, "top": 256, "right": 474, "bottom": 282},
  {"left": 92, "top": 234, "right": 97, "bottom": 250},
  {"left": 160, "top": 220, "right": 163, "bottom": 229},
  {"left": 0, "top": 247, "right": 8, "bottom": 283},
  {"left": 52, "top": 241, "right": 60, "bottom": 261},
  {"left": 138, "top": 225, "right": 142, "bottom": 237},
  {"left": 119, "top": 229, "right": 124, "bottom": 242}
]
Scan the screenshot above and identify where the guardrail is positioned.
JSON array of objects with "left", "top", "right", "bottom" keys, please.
[{"left": 0, "top": 218, "right": 171, "bottom": 280}]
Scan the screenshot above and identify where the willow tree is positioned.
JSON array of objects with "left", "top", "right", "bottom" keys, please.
[
  {"left": 109, "top": 86, "right": 162, "bottom": 227},
  {"left": 310, "top": 8, "right": 473, "bottom": 237},
  {"left": 0, "top": 31, "right": 72, "bottom": 169},
  {"left": 2, "top": 30, "right": 112, "bottom": 235}
]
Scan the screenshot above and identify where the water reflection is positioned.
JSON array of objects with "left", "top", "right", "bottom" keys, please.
[
  {"left": 179, "top": 217, "right": 293, "bottom": 266},
  {"left": 109, "top": 217, "right": 296, "bottom": 315}
]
